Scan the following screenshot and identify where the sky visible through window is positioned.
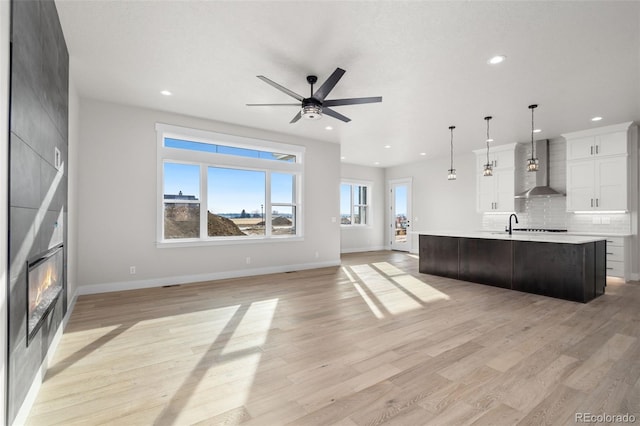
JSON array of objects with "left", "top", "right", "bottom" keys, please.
[
  {"left": 340, "top": 184, "right": 351, "bottom": 217},
  {"left": 395, "top": 185, "right": 407, "bottom": 216}
]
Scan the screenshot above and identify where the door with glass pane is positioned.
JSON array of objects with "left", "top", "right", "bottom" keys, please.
[{"left": 389, "top": 179, "right": 412, "bottom": 252}]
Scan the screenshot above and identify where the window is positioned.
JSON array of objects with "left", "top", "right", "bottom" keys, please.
[
  {"left": 340, "top": 182, "right": 371, "bottom": 226},
  {"left": 157, "top": 123, "right": 304, "bottom": 245}
]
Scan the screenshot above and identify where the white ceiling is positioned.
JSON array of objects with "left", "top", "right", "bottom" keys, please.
[{"left": 56, "top": 1, "right": 640, "bottom": 168}]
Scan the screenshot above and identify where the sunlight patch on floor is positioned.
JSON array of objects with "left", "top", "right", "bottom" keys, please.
[
  {"left": 350, "top": 264, "right": 422, "bottom": 315},
  {"left": 221, "top": 299, "right": 278, "bottom": 355},
  {"left": 392, "top": 273, "right": 450, "bottom": 302},
  {"left": 172, "top": 352, "right": 263, "bottom": 424},
  {"left": 347, "top": 262, "right": 450, "bottom": 318},
  {"left": 372, "top": 261, "right": 405, "bottom": 277},
  {"left": 352, "top": 282, "right": 385, "bottom": 319}
]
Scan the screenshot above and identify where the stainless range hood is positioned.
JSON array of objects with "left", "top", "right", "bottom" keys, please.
[{"left": 515, "top": 139, "right": 565, "bottom": 198}]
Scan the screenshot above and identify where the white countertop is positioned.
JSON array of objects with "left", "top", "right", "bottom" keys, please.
[{"left": 419, "top": 231, "right": 607, "bottom": 244}]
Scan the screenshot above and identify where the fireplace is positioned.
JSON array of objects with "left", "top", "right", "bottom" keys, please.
[{"left": 27, "top": 245, "right": 64, "bottom": 344}]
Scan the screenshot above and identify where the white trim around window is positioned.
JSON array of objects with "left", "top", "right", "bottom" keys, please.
[
  {"left": 156, "top": 123, "right": 305, "bottom": 247},
  {"left": 340, "top": 180, "right": 373, "bottom": 228}
]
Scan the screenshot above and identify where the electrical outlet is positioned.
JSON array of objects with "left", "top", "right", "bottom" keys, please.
[
  {"left": 129, "top": 266, "right": 136, "bottom": 275},
  {"left": 246, "top": 257, "right": 251, "bottom": 265},
  {"left": 315, "top": 251, "right": 319, "bottom": 259}
]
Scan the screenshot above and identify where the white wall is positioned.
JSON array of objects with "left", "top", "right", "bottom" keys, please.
[
  {"left": 77, "top": 98, "right": 341, "bottom": 293},
  {"left": 385, "top": 151, "right": 482, "bottom": 253},
  {"left": 1, "top": 0, "right": 10, "bottom": 422},
  {"left": 340, "top": 163, "right": 385, "bottom": 253}
]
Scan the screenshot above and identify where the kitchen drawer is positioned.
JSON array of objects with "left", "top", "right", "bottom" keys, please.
[
  {"left": 605, "top": 236, "right": 624, "bottom": 246},
  {"left": 606, "top": 260, "right": 624, "bottom": 278},
  {"left": 606, "top": 245, "right": 624, "bottom": 261}
]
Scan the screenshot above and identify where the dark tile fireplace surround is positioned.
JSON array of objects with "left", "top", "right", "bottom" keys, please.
[{"left": 7, "top": 0, "right": 69, "bottom": 423}]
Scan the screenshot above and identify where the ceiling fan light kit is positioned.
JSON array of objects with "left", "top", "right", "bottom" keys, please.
[{"left": 247, "top": 68, "right": 382, "bottom": 124}]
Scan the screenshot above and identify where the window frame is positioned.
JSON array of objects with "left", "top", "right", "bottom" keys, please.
[
  {"left": 156, "top": 123, "right": 305, "bottom": 247},
  {"left": 340, "top": 180, "right": 372, "bottom": 228}
]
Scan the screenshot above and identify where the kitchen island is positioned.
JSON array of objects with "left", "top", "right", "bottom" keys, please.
[{"left": 419, "top": 232, "right": 606, "bottom": 303}]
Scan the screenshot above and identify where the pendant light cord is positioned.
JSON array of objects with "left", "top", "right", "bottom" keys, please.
[
  {"left": 531, "top": 106, "right": 535, "bottom": 156},
  {"left": 449, "top": 126, "right": 455, "bottom": 170},
  {"left": 485, "top": 116, "right": 491, "bottom": 165},
  {"left": 529, "top": 104, "right": 537, "bottom": 159}
]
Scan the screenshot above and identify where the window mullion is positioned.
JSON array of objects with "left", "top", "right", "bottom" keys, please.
[
  {"left": 200, "top": 164, "right": 208, "bottom": 239},
  {"left": 265, "top": 171, "right": 271, "bottom": 237}
]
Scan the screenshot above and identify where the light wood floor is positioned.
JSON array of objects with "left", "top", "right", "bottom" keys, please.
[{"left": 27, "top": 251, "right": 640, "bottom": 425}]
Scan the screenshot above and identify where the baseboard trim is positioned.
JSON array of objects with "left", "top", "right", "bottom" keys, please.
[
  {"left": 78, "top": 259, "right": 342, "bottom": 295},
  {"left": 340, "top": 246, "right": 386, "bottom": 254}
]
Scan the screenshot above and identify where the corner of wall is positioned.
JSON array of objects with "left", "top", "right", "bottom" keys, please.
[{"left": 1, "top": 0, "right": 11, "bottom": 423}]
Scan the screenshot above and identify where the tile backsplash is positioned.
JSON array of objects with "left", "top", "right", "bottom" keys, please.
[{"left": 481, "top": 137, "right": 632, "bottom": 235}]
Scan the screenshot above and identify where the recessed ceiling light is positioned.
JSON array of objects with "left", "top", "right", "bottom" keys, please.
[
  {"left": 340, "top": 156, "right": 346, "bottom": 160},
  {"left": 487, "top": 55, "right": 506, "bottom": 65},
  {"left": 160, "top": 90, "right": 172, "bottom": 96},
  {"left": 533, "top": 129, "right": 542, "bottom": 133},
  {"left": 384, "top": 145, "right": 391, "bottom": 149},
  {"left": 374, "top": 161, "right": 380, "bottom": 165},
  {"left": 420, "top": 152, "right": 427, "bottom": 156},
  {"left": 325, "top": 126, "right": 333, "bottom": 130},
  {"left": 591, "top": 116, "right": 603, "bottom": 122},
  {"left": 486, "top": 138, "right": 494, "bottom": 143}
]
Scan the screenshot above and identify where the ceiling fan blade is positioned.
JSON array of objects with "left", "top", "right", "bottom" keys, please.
[
  {"left": 246, "top": 103, "right": 300, "bottom": 106},
  {"left": 257, "top": 75, "right": 304, "bottom": 101},
  {"left": 290, "top": 111, "right": 302, "bottom": 124},
  {"left": 323, "top": 97, "right": 383, "bottom": 107},
  {"left": 322, "top": 107, "right": 351, "bottom": 123},
  {"left": 313, "top": 68, "right": 346, "bottom": 101}
]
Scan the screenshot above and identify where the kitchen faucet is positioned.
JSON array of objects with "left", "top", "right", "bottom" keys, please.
[{"left": 508, "top": 213, "right": 519, "bottom": 235}]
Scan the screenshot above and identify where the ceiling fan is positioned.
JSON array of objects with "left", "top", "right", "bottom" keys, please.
[{"left": 246, "top": 67, "right": 382, "bottom": 123}]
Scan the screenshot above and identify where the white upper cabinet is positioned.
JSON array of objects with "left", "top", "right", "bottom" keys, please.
[
  {"left": 566, "top": 131, "right": 628, "bottom": 160},
  {"left": 473, "top": 143, "right": 517, "bottom": 213},
  {"left": 563, "top": 122, "right": 635, "bottom": 212}
]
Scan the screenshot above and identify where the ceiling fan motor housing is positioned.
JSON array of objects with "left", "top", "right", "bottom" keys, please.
[{"left": 302, "top": 97, "right": 322, "bottom": 120}]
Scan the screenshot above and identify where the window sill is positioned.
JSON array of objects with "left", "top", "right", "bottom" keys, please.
[{"left": 156, "top": 236, "right": 304, "bottom": 248}]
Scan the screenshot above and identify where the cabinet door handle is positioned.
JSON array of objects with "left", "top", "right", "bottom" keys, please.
[
  {"left": 591, "top": 198, "right": 594, "bottom": 207},
  {"left": 591, "top": 146, "right": 594, "bottom": 155},
  {"left": 596, "top": 198, "right": 599, "bottom": 207},
  {"left": 596, "top": 145, "right": 599, "bottom": 154}
]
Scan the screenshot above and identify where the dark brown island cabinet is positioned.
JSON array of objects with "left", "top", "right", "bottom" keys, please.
[{"left": 419, "top": 233, "right": 606, "bottom": 303}]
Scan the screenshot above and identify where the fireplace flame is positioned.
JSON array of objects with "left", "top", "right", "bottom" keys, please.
[{"left": 31, "top": 265, "right": 57, "bottom": 311}]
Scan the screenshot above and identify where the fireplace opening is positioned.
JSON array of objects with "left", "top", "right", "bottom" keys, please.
[{"left": 27, "top": 244, "right": 64, "bottom": 345}]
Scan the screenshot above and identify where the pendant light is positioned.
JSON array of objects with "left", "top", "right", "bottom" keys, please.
[
  {"left": 447, "top": 125, "right": 456, "bottom": 180},
  {"left": 483, "top": 116, "right": 493, "bottom": 177},
  {"left": 527, "top": 104, "right": 539, "bottom": 172}
]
